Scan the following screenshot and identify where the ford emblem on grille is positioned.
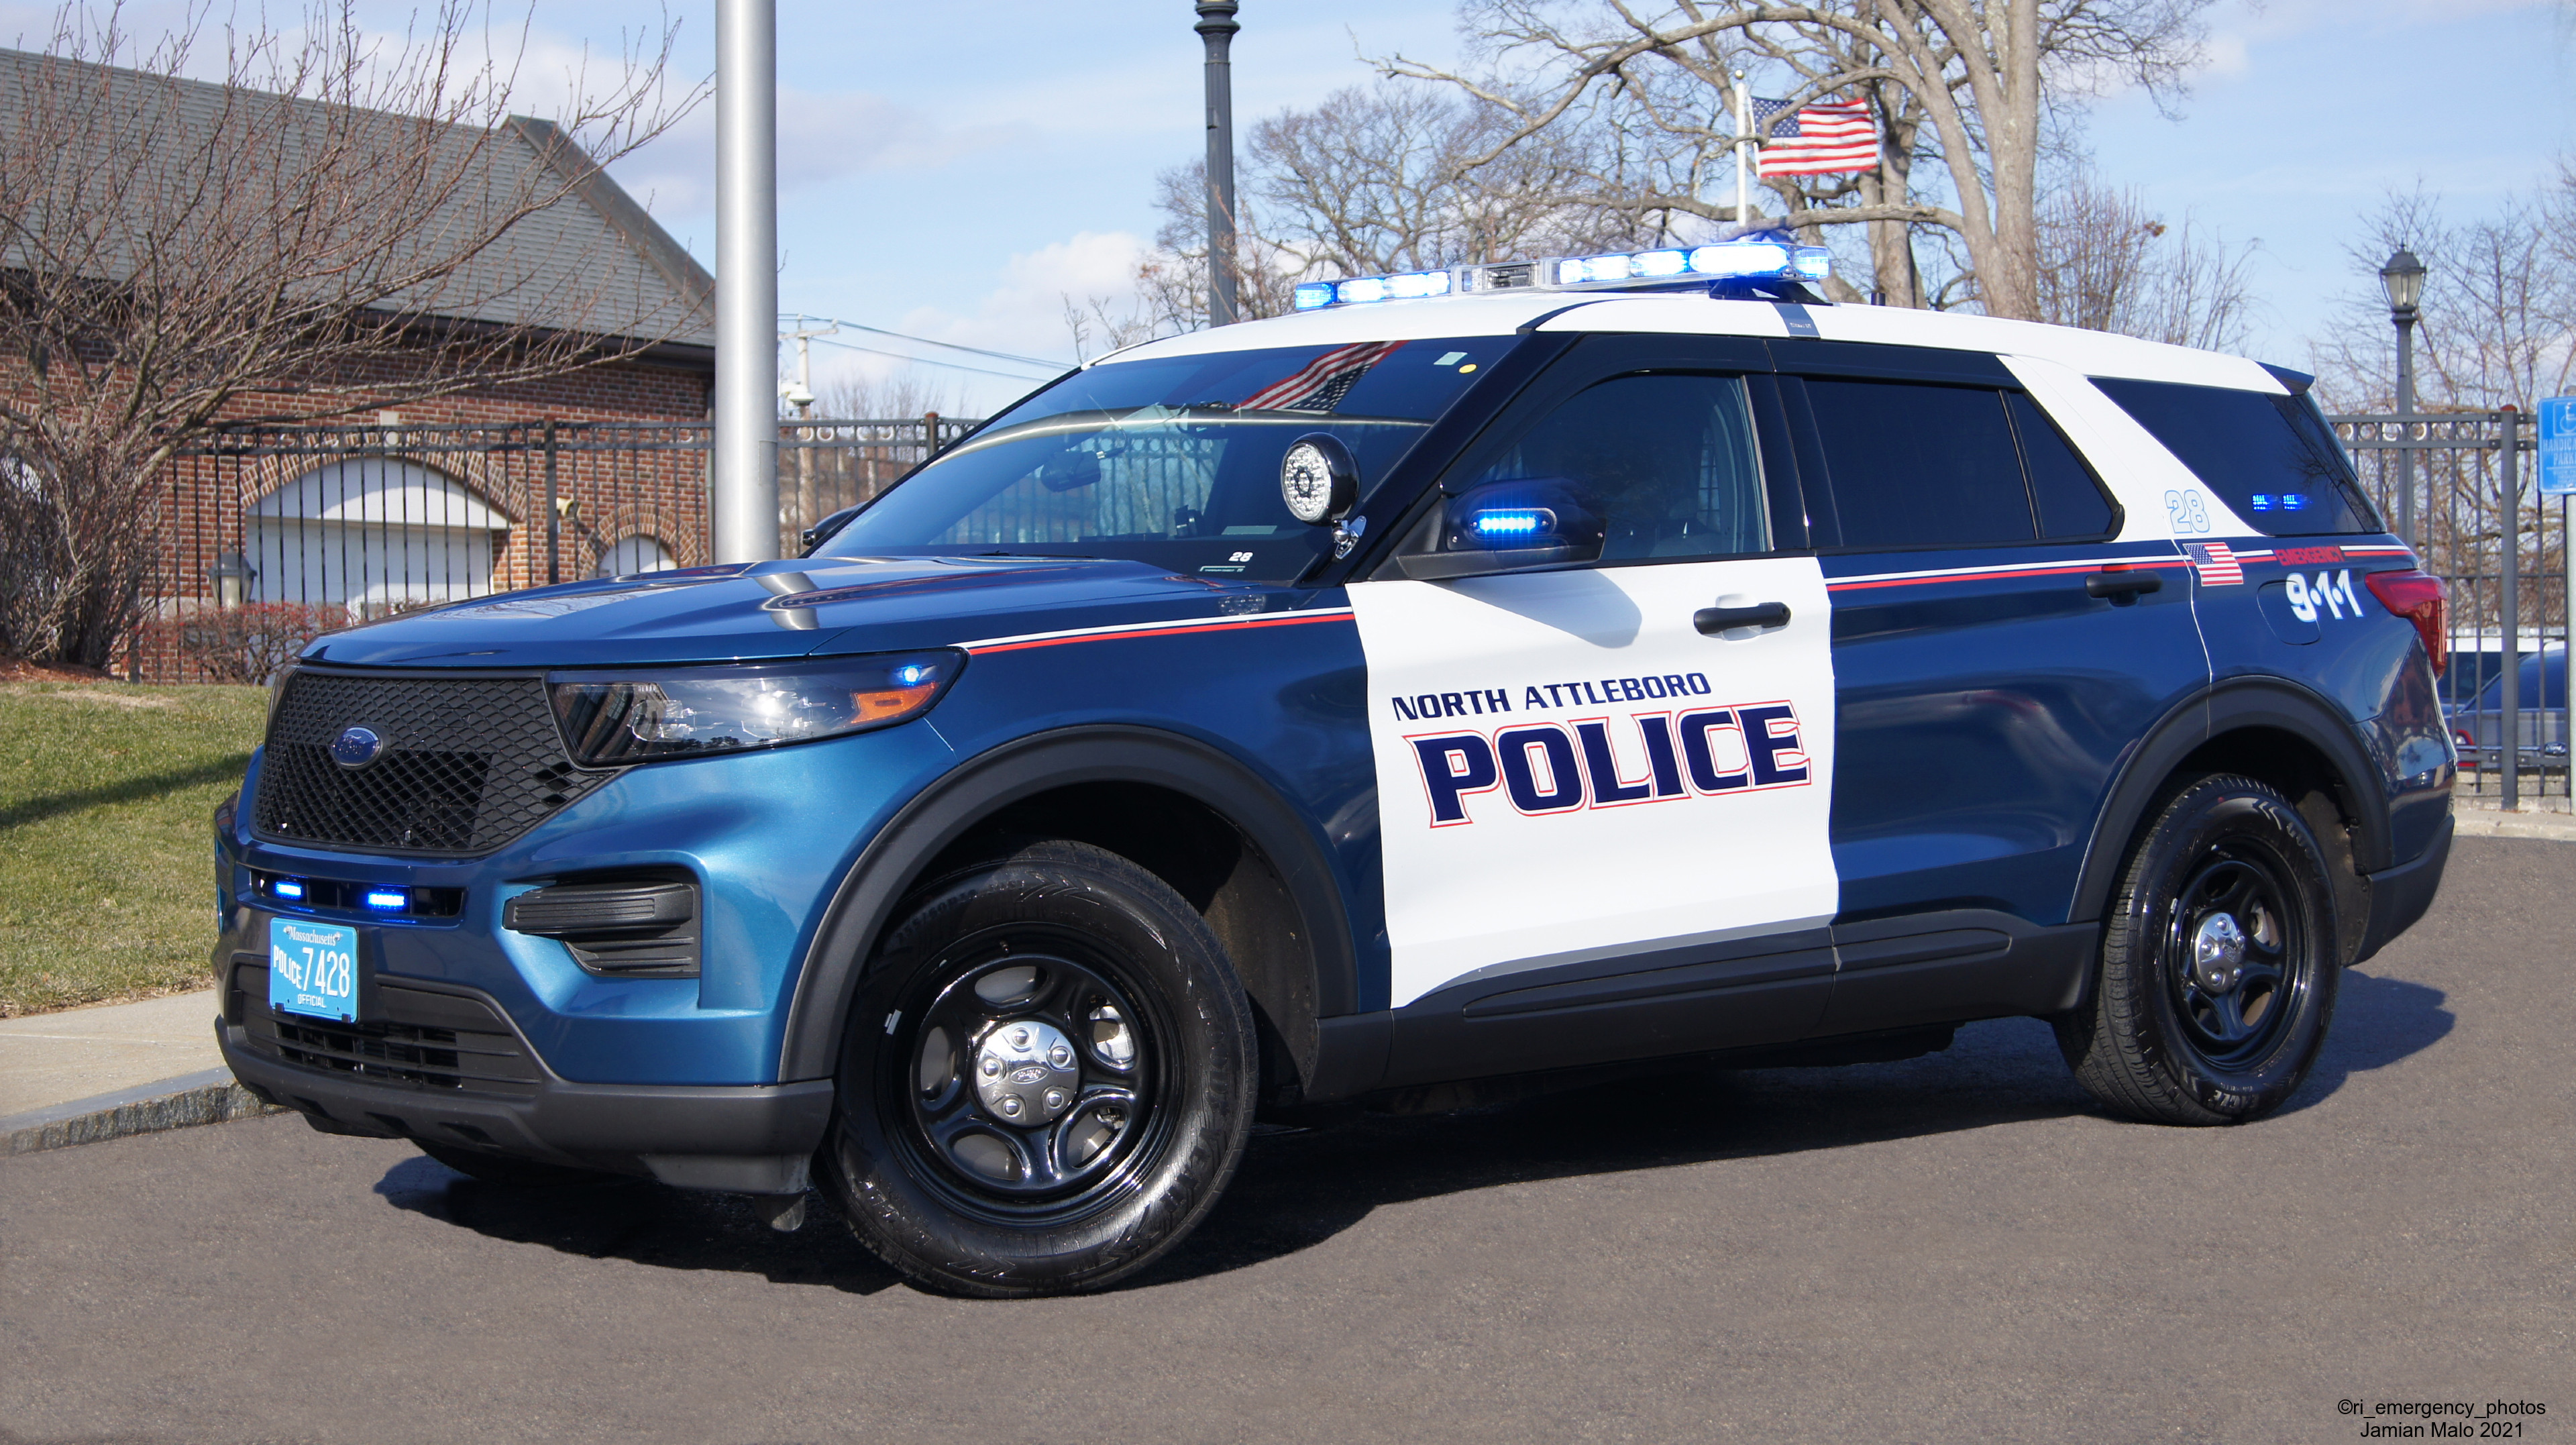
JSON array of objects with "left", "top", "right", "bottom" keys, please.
[{"left": 329, "top": 725, "right": 386, "bottom": 769}]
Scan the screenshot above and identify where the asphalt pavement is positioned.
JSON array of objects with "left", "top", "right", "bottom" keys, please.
[{"left": 3, "top": 837, "right": 2569, "bottom": 1444}]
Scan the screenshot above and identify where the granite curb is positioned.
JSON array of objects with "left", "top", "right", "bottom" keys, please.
[
  {"left": 2450, "top": 806, "right": 2576, "bottom": 842},
  {"left": 1, "top": 1066, "right": 282, "bottom": 1156}
]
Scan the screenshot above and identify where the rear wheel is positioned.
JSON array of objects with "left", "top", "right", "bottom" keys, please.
[
  {"left": 2057, "top": 773, "right": 2340, "bottom": 1124},
  {"left": 820, "top": 839, "right": 1257, "bottom": 1297}
]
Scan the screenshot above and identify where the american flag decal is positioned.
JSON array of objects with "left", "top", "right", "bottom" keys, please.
[
  {"left": 2186, "top": 541, "right": 2245, "bottom": 586},
  {"left": 1240, "top": 340, "right": 1404, "bottom": 413}
]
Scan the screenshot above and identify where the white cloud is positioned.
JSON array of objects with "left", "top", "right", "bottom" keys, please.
[{"left": 610, "top": 86, "right": 1023, "bottom": 221}]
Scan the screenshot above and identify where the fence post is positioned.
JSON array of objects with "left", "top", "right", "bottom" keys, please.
[
  {"left": 923, "top": 411, "right": 940, "bottom": 466},
  {"left": 543, "top": 419, "right": 561, "bottom": 586},
  {"left": 2501, "top": 406, "right": 2521, "bottom": 810}
]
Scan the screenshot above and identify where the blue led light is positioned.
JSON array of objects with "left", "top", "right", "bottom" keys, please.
[
  {"left": 364, "top": 889, "right": 407, "bottom": 911},
  {"left": 892, "top": 663, "right": 930, "bottom": 687},
  {"left": 272, "top": 879, "right": 306, "bottom": 900},
  {"left": 1470, "top": 510, "right": 1549, "bottom": 537},
  {"left": 2251, "top": 494, "right": 2273, "bottom": 511},
  {"left": 1336, "top": 276, "right": 1389, "bottom": 305},
  {"left": 1292, "top": 282, "right": 1336, "bottom": 311},
  {"left": 1632, "top": 249, "right": 1690, "bottom": 278},
  {"left": 2282, "top": 492, "right": 2310, "bottom": 509},
  {"left": 1689, "top": 242, "right": 1793, "bottom": 278}
]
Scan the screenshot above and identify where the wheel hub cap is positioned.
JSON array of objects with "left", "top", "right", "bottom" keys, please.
[
  {"left": 975, "top": 1020, "right": 1081, "bottom": 1126},
  {"left": 2192, "top": 913, "right": 2249, "bottom": 993}
]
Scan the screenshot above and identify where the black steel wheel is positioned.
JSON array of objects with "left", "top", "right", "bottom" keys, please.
[
  {"left": 820, "top": 839, "right": 1256, "bottom": 1296},
  {"left": 2056, "top": 773, "right": 2341, "bottom": 1124}
]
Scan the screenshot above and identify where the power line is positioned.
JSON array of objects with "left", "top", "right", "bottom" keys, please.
[
  {"left": 782, "top": 312, "right": 1073, "bottom": 371},
  {"left": 808, "top": 333, "right": 1062, "bottom": 383}
]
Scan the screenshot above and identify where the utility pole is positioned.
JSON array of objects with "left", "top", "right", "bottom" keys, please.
[
  {"left": 1196, "top": 1, "right": 1239, "bottom": 327},
  {"left": 713, "top": 0, "right": 780, "bottom": 562}
]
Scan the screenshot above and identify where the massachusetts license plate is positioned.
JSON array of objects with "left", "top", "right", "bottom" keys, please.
[{"left": 268, "top": 916, "right": 359, "bottom": 1022}]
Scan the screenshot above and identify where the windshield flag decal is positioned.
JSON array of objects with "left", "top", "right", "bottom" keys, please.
[{"left": 1241, "top": 340, "right": 1403, "bottom": 413}]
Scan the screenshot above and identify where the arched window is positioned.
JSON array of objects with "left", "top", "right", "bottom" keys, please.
[
  {"left": 248, "top": 461, "right": 509, "bottom": 614},
  {"left": 592, "top": 534, "right": 678, "bottom": 578}
]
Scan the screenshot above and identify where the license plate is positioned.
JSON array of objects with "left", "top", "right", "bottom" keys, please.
[{"left": 269, "top": 916, "right": 359, "bottom": 1022}]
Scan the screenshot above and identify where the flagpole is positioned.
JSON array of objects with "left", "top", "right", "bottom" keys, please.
[{"left": 1733, "top": 69, "right": 1751, "bottom": 229}]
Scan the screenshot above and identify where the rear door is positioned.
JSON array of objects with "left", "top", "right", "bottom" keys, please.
[
  {"left": 1350, "top": 336, "right": 1841, "bottom": 1074},
  {"left": 1772, "top": 343, "right": 2208, "bottom": 1029}
]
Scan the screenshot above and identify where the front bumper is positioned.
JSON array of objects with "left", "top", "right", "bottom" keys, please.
[{"left": 215, "top": 951, "right": 833, "bottom": 1192}]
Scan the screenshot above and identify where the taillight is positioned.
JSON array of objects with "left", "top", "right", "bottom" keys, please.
[{"left": 2366, "top": 569, "right": 2447, "bottom": 675}]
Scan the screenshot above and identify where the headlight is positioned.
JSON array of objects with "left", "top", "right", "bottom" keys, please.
[{"left": 549, "top": 650, "right": 961, "bottom": 766}]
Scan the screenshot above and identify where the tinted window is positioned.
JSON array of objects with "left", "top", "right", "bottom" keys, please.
[
  {"left": 1450, "top": 373, "right": 1768, "bottom": 561},
  {"left": 2091, "top": 377, "right": 2376, "bottom": 536},
  {"left": 1801, "top": 379, "right": 2035, "bottom": 549},
  {"left": 818, "top": 337, "right": 1501, "bottom": 582},
  {"left": 2006, "top": 392, "right": 2117, "bottom": 539}
]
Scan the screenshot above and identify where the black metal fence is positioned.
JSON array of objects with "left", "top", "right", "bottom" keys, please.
[
  {"left": 140, "top": 415, "right": 977, "bottom": 682},
  {"left": 2330, "top": 409, "right": 2563, "bottom": 804}
]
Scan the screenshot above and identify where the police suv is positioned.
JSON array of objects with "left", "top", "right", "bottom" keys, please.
[{"left": 214, "top": 238, "right": 2456, "bottom": 1296}]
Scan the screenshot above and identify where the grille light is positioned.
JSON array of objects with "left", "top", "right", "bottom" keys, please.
[
  {"left": 272, "top": 879, "right": 307, "bottom": 900},
  {"left": 364, "top": 889, "right": 408, "bottom": 911}
]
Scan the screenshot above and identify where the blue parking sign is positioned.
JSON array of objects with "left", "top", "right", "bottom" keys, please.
[{"left": 2542, "top": 396, "right": 2576, "bottom": 497}]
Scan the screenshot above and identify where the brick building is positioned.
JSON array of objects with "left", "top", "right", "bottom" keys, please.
[{"left": 0, "top": 48, "right": 724, "bottom": 674}]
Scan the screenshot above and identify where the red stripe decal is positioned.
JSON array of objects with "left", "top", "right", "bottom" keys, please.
[
  {"left": 1826, "top": 558, "right": 2191, "bottom": 593},
  {"left": 969, "top": 611, "right": 1353, "bottom": 655}
]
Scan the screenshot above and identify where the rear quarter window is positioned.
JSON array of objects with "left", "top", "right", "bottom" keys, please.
[{"left": 2090, "top": 377, "right": 2379, "bottom": 537}]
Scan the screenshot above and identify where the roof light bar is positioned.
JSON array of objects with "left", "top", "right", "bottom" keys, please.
[{"left": 1291, "top": 237, "right": 1834, "bottom": 311}]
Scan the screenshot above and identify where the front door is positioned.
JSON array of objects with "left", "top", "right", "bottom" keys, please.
[{"left": 1349, "top": 361, "right": 1840, "bottom": 1069}]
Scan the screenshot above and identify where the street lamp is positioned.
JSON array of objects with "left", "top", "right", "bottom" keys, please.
[
  {"left": 2381, "top": 247, "right": 2426, "bottom": 543},
  {"left": 207, "top": 553, "right": 256, "bottom": 609}
]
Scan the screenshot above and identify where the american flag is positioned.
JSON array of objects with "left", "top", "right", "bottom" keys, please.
[
  {"left": 2185, "top": 541, "right": 2245, "bottom": 586},
  {"left": 1753, "top": 97, "right": 1880, "bottom": 177},
  {"left": 1239, "top": 340, "right": 1403, "bottom": 413}
]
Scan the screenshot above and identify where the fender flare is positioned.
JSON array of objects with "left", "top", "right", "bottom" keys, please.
[
  {"left": 2070, "top": 676, "right": 2392, "bottom": 926},
  {"left": 775, "top": 724, "right": 1360, "bottom": 1084}
]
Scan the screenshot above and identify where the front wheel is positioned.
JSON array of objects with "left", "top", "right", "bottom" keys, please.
[
  {"left": 2056, "top": 773, "right": 2341, "bottom": 1124},
  {"left": 819, "top": 839, "right": 1257, "bottom": 1297}
]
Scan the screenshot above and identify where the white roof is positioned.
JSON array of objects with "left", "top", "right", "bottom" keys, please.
[{"left": 1108, "top": 291, "right": 2284, "bottom": 394}]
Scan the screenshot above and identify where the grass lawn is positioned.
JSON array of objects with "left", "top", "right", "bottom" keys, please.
[{"left": 0, "top": 682, "right": 268, "bottom": 1016}]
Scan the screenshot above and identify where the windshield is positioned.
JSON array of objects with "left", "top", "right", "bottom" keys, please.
[
  {"left": 816, "top": 337, "right": 1508, "bottom": 582},
  {"left": 2474, "top": 647, "right": 2568, "bottom": 710}
]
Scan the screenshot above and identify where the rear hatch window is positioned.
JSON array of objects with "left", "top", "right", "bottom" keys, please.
[{"left": 2090, "top": 377, "right": 2380, "bottom": 536}]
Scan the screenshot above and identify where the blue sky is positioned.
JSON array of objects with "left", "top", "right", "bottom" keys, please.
[{"left": 7, "top": 0, "right": 2569, "bottom": 411}]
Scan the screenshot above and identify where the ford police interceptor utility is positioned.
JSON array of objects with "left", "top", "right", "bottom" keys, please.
[{"left": 213, "top": 238, "right": 2456, "bottom": 1296}]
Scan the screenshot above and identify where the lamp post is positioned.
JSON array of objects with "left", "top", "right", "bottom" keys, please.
[
  {"left": 2380, "top": 248, "right": 2426, "bottom": 545},
  {"left": 1195, "top": 2, "right": 1239, "bottom": 327}
]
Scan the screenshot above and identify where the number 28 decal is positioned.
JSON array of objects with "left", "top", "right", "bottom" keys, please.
[{"left": 2165, "top": 488, "right": 2212, "bottom": 534}]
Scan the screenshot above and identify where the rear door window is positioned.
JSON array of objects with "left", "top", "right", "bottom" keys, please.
[
  {"left": 2005, "top": 392, "right": 2118, "bottom": 539},
  {"left": 2090, "top": 377, "right": 2379, "bottom": 536},
  {"left": 1793, "top": 379, "right": 2037, "bottom": 549}
]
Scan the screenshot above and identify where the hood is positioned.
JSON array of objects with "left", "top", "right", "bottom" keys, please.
[{"left": 305, "top": 557, "right": 1247, "bottom": 669}]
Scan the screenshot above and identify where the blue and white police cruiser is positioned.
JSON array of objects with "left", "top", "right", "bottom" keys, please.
[{"left": 213, "top": 237, "right": 2457, "bottom": 1295}]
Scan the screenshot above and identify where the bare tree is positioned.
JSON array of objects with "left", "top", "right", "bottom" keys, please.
[
  {"left": 0, "top": 1, "right": 698, "bottom": 667},
  {"left": 1381, "top": 0, "right": 2214, "bottom": 319},
  {"left": 2034, "top": 162, "right": 2256, "bottom": 351},
  {"left": 1137, "top": 83, "right": 1667, "bottom": 334}
]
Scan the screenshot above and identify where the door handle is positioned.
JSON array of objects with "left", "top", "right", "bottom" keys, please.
[
  {"left": 2084, "top": 571, "right": 2163, "bottom": 600},
  {"left": 1695, "top": 601, "right": 1792, "bottom": 635}
]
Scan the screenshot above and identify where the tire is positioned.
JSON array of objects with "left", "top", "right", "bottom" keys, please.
[
  {"left": 818, "top": 839, "right": 1258, "bottom": 1297},
  {"left": 415, "top": 1140, "right": 620, "bottom": 1187},
  {"left": 2055, "top": 773, "right": 2341, "bottom": 1125}
]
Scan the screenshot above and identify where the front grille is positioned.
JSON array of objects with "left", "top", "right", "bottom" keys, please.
[
  {"left": 254, "top": 670, "right": 612, "bottom": 856},
  {"left": 231, "top": 960, "right": 541, "bottom": 1096}
]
